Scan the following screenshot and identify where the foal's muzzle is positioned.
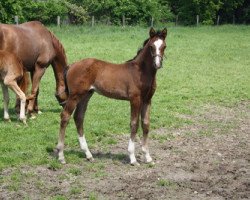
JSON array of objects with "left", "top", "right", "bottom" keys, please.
[{"left": 153, "top": 54, "right": 163, "bottom": 69}]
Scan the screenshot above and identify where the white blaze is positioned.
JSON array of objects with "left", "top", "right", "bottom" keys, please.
[{"left": 153, "top": 39, "right": 163, "bottom": 68}]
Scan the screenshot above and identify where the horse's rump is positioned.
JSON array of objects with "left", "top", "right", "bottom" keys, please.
[{"left": 0, "top": 21, "right": 55, "bottom": 70}]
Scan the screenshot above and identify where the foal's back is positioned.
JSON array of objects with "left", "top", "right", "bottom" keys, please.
[{"left": 0, "top": 50, "right": 23, "bottom": 80}]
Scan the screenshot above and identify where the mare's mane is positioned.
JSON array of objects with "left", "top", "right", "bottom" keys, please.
[
  {"left": 49, "top": 30, "right": 68, "bottom": 66},
  {"left": 127, "top": 30, "right": 164, "bottom": 63}
]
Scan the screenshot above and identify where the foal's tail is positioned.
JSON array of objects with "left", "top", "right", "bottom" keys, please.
[{"left": 64, "top": 67, "right": 69, "bottom": 96}]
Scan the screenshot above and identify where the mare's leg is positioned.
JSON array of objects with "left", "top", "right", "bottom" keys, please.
[
  {"left": 1, "top": 83, "right": 10, "bottom": 121},
  {"left": 55, "top": 94, "right": 79, "bottom": 164},
  {"left": 27, "top": 64, "right": 46, "bottom": 114},
  {"left": 73, "top": 92, "right": 94, "bottom": 161},
  {"left": 6, "top": 80, "right": 26, "bottom": 124},
  {"left": 141, "top": 102, "right": 154, "bottom": 164},
  {"left": 128, "top": 97, "right": 141, "bottom": 165}
]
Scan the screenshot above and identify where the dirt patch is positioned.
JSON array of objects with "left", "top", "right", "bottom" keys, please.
[{"left": 0, "top": 102, "right": 249, "bottom": 199}]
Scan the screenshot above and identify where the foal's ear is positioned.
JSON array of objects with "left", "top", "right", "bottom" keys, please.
[
  {"left": 149, "top": 27, "right": 156, "bottom": 38},
  {"left": 161, "top": 28, "right": 167, "bottom": 39}
]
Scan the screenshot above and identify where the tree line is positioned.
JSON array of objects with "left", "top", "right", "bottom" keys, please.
[{"left": 0, "top": 0, "right": 249, "bottom": 25}]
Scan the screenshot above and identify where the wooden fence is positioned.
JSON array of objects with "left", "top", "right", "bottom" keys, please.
[{"left": 13, "top": 14, "right": 237, "bottom": 26}]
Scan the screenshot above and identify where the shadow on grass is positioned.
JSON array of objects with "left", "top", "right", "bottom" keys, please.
[
  {"left": 38, "top": 108, "right": 62, "bottom": 113},
  {"left": 46, "top": 146, "right": 129, "bottom": 164}
]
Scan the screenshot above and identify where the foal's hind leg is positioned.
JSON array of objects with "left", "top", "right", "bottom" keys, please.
[
  {"left": 55, "top": 94, "right": 79, "bottom": 164},
  {"left": 141, "top": 102, "right": 154, "bottom": 164},
  {"left": 73, "top": 92, "right": 94, "bottom": 161},
  {"left": 1, "top": 83, "right": 10, "bottom": 121},
  {"left": 7, "top": 80, "right": 27, "bottom": 124}
]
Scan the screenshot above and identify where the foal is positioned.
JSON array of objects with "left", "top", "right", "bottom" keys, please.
[
  {"left": 55, "top": 28, "right": 167, "bottom": 165},
  {"left": 0, "top": 50, "right": 28, "bottom": 123}
]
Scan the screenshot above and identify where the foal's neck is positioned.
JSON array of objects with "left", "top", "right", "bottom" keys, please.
[{"left": 134, "top": 45, "right": 157, "bottom": 76}]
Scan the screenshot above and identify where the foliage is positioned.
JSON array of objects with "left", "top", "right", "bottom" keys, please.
[
  {"left": 0, "top": 0, "right": 24, "bottom": 23},
  {"left": 0, "top": 0, "right": 249, "bottom": 25},
  {"left": 0, "top": 0, "right": 67, "bottom": 24},
  {"left": 64, "top": 1, "right": 89, "bottom": 24},
  {"left": 75, "top": 0, "right": 173, "bottom": 25},
  {"left": 23, "top": 0, "right": 68, "bottom": 24},
  {"left": 166, "top": 0, "right": 249, "bottom": 25}
]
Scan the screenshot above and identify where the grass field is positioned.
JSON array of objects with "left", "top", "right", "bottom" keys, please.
[
  {"left": 0, "top": 25, "right": 249, "bottom": 172},
  {"left": 0, "top": 26, "right": 250, "bottom": 169}
]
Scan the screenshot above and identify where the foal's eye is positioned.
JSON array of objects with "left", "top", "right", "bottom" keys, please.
[{"left": 150, "top": 45, "right": 155, "bottom": 52}]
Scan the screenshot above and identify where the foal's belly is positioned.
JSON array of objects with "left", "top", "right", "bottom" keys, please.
[{"left": 92, "top": 84, "right": 129, "bottom": 101}]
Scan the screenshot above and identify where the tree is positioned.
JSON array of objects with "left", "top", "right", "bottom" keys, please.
[{"left": 0, "top": 0, "right": 24, "bottom": 23}]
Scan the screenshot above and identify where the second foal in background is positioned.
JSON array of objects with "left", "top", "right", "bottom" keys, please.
[
  {"left": 0, "top": 50, "right": 28, "bottom": 123},
  {"left": 55, "top": 28, "right": 167, "bottom": 165}
]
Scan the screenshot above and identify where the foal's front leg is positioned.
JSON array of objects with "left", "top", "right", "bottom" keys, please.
[
  {"left": 55, "top": 95, "right": 78, "bottom": 164},
  {"left": 128, "top": 97, "right": 141, "bottom": 165},
  {"left": 141, "top": 102, "right": 154, "bottom": 164},
  {"left": 7, "top": 81, "right": 27, "bottom": 124}
]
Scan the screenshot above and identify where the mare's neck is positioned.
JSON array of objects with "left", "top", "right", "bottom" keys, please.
[{"left": 52, "top": 57, "right": 68, "bottom": 95}]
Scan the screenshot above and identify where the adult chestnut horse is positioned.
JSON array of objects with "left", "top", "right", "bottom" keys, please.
[
  {"left": 55, "top": 28, "right": 167, "bottom": 165},
  {"left": 0, "top": 21, "right": 68, "bottom": 113}
]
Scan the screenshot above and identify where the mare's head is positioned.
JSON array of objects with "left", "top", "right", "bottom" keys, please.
[{"left": 147, "top": 27, "right": 167, "bottom": 69}]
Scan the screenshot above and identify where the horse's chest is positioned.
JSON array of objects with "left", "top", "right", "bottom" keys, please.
[{"left": 141, "top": 82, "right": 156, "bottom": 100}]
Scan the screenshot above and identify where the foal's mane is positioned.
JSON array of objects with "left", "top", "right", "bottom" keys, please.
[{"left": 127, "top": 30, "right": 164, "bottom": 63}]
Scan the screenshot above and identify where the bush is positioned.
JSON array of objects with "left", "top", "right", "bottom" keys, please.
[{"left": 64, "top": 1, "right": 89, "bottom": 24}]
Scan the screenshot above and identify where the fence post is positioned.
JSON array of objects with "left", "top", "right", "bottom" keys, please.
[
  {"left": 57, "top": 16, "right": 60, "bottom": 27},
  {"left": 107, "top": 17, "right": 110, "bottom": 25},
  {"left": 175, "top": 15, "right": 178, "bottom": 26},
  {"left": 151, "top": 17, "right": 154, "bottom": 27},
  {"left": 14, "top": 16, "right": 19, "bottom": 25},
  {"left": 217, "top": 15, "right": 220, "bottom": 25},
  {"left": 92, "top": 16, "right": 95, "bottom": 27},
  {"left": 196, "top": 15, "right": 199, "bottom": 26},
  {"left": 122, "top": 15, "right": 125, "bottom": 27}
]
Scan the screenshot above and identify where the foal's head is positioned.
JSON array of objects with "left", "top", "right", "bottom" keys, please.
[{"left": 148, "top": 28, "right": 167, "bottom": 69}]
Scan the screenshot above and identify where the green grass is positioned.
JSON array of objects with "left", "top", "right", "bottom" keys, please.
[
  {"left": 157, "top": 178, "right": 177, "bottom": 187},
  {"left": 0, "top": 25, "right": 249, "bottom": 170}
]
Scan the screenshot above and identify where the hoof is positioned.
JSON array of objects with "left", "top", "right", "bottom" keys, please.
[
  {"left": 59, "top": 159, "right": 66, "bottom": 164},
  {"left": 4, "top": 118, "right": 11, "bottom": 122},
  {"left": 53, "top": 148, "right": 59, "bottom": 157},
  {"left": 19, "top": 118, "right": 27, "bottom": 125},
  {"left": 37, "top": 110, "right": 42, "bottom": 115},
  {"left": 87, "top": 157, "right": 95, "bottom": 162},
  {"left": 147, "top": 161, "right": 155, "bottom": 166},
  {"left": 131, "top": 161, "right": 140, "bottom": 166},
  {"left": 30, "top": 114, "right": 37, "bottom": 120}
]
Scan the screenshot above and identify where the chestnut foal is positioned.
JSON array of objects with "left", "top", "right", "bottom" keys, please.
[
  {"left": 55, "top": 28, "right": 167, "bottom": 165},
  {"left": 0, "top": 50, "right": 28, "bottom": 123}
]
